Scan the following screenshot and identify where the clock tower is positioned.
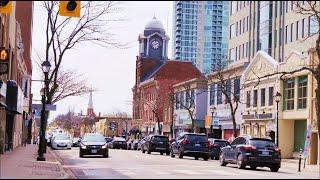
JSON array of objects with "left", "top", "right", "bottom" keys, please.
[{"left": 138, "top": 17, "right": 169, "bottom": 61}]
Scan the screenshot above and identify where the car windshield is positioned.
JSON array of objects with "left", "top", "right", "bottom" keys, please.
[
  {"left": 82, "top": 135, "right": 106, "bottom": 142},
  {"left": 55, "top": 136, "right": 70, "bottom": 140},
  {"left": 114, "top": 137, "right": 126, "bottom": 141},
  {"left": 214, "top": 140, "right": 228, "bottom": 146},
  {"left": 250, "top": 139, "right": 276, "bottom": 148},
  {"left": 153, "top": 136, "right": 168, "bottom": 141},
  {"left": 186, "top": 134, "right": 208, "bottom": 142}
]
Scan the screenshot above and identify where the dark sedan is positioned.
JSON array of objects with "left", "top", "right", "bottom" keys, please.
[
  {"left": 110, "top": 137, "right": 127, "bottom": 149},
  {"left": 219, "top": 136, "right": 281, "bottom": 172},
  {"left": 208, "top": 138, "right": 229, "bottom": 160},
  {"left": 79, "top": 133, "right": 109, "bottom": 158}
]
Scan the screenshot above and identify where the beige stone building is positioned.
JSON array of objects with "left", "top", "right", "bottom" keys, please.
[{"left": 229, "top": 1, "right": 319, "bottom": 165}]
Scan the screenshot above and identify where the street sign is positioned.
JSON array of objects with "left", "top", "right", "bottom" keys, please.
[
  {"left": 212, "top": 117, "right": 220, "bottom": 129},
  {"left": 109, "top": 121, "right": 118, "bottom": 130},
  {"left": 32, "top": 104, "right": 56, "bottom": 111}
]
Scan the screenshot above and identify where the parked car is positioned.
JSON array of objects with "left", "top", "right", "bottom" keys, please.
[
  {"left": 72, "top": 137, "right": 81, "bottom": 147},
  {"left": 170, "top": 133, "right": 210, "bottom": 160},
  {"left": 138, "top": 138, "right": 146, "bottom": 151},
  {"left": 219, "top": 136, "right": 281, "bottom": 172},
  {"left": 105, "top": 137, "right": 113, "bottom": 143},
  {"left": 142, "top": 135, "right": 170, "bottom": 155},
  {"left": 79, "top": 133, "right": 108, "bottom": 158},
  {"left": 127, "top": 139, "right": 134, "bottom": 150},
  {"left": 51, "top": 135, "right": 72, "bottom": 150},
  {"left": 110, "top": 137, "right": 127, "bottom": 149},
  {"left": 208, "top": 138, "right": 229, "bottom": 160},
  {"left": 131, "top": 140, "right": 140, "bottom": 150}
]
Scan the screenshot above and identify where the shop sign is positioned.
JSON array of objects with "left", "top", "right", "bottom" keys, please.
[{"left": 242, "top": 113, "right": 273, "bottom": 120}]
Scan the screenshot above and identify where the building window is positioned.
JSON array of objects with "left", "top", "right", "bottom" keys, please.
[
  {"left": 217, "top": 84, "right": 222, "bottom": 105},
  {"left": 301, "top": 18, "right": 305, "bottom": 38},
  {"left": 274, "top": 29, "right": 277, "bottom": 47},
  {"left": 239, "top": 20, "right": 242, "bottom": 35},
  {"left": 284, "top": 79, "right": 295, "bottom": 110},
  {"left": 231, "top": 1, "right": 237, "bottom": 15},
  {"left": 229, "top": 48, "right": 236, "bottom": 63},
  {"left": 261, "top": 88, "right": 266, "bottom": 107},
  {"left": 225, "top": 80, "right": 231, "bottom": 104},
  {"left": 290, "top": 23, "right": 293, "bottom": 42},
  {"left": 234, "top": 78, "right": 240, "bottom": 101},
  {"left": 285, "top": 25, "right": 288, "bottom": 44},
  {"left": 185, "top": 90, "right": 190, "bottom": 108},
  {"left": 175, "top": 93, "right": 179, "bottom": 109},
  {"left": 246, "top": 91, "right": 251, "bottom": 108},
  {"left": 253, "top": 89, "right": 258, "bottom": 107},
  {"left": 210, "top": 84, "right": 215, "bottom": 105},
  {"left": 309, "top": 15, "right": 319, "bottom": 36},
  {"left": 298, "top": 76, "right": 308, "bottom": 109},
  {"left": 230, "top": 23, "right": 237, "bottom": 38},
  {"left": 269, "top": 87, "right": 274, "bottom": 106},
  {"left": 190, "top": 89, "right": 195, "bottom": 108},
  {"left": 296, "top": 20, "right": 299, "bottom": 40}
]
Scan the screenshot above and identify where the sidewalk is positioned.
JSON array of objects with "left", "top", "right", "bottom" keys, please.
[
  {"left": 281, "top": 158, "right": 320, "bottom": 173},
  {"left": 0, "top": 144, "right": 74, "bottom": 179}
]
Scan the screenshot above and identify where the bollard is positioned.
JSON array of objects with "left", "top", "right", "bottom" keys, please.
[{"left": 298, "top": 148, "right": 302, "bottom": 172}]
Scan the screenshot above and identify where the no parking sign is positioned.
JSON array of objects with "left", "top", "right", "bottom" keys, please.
[{"left": 302, "top": 124, "right": 312, "bottom": 158}]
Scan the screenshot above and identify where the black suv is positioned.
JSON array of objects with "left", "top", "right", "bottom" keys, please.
[
  {"left": 219, "top": 136, "right": 281, "bottom": 172},
  {"left": 170, "top": 133, "right": 210, "bottom": 160},
  {"left": 142, "top": 135, "right": 170, "bottom": 155}
]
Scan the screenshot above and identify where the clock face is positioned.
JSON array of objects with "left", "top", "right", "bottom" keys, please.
[{"left": 150, "top": 39, "right": 160, "bottom": 49}]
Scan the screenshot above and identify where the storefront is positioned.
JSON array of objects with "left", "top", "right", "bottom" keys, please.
[{"left": 242, "top": 113, "right": 275, "bottom": 141}]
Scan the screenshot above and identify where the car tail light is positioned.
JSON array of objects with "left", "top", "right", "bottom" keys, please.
[
  {"left": 204, "top": 141, "right": 210, "bottom": 148},
  {"left": 242, "top": 145, "right": 257, "bottom": 151},
  {"left": 275, "top": 148, "right": 281, "bottom": 155},
  {"left": 182, "top": 139, "right": 190, "bottom": 145}
]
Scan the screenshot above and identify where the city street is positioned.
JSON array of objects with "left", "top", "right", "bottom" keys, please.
[{"left": 53, "top": 148, "right": 319, "bottom": 179}]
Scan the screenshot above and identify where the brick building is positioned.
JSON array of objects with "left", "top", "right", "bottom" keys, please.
[{"left": 132, "top": 17, "right": 203, "bottom": 138}]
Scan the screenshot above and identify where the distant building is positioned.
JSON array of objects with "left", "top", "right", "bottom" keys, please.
[
  {"left": 172, "top": 1, "right": 229, "bottom": 74},
  {"left": 132, "top": 17, "right": 203, "bottom": 138}
]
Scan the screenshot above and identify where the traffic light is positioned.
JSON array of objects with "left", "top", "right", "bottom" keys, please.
[
  {"left": 59, "top": 1, "right": 80, "bottom": 18},
  {"left": 0, "top": 0, "right": 12, "bottom": 14},
  {"left": 0, "top": 47, "right": 9, "bottom": 75}
]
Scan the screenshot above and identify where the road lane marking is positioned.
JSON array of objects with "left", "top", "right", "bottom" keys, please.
[
  {"left": 173, "top": 170, "right": 204, "bottom": 175},
  {"left": 204, "top": 169, "right": 240, "bottom": 176}
]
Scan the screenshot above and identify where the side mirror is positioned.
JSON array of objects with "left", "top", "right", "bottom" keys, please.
[{"left": 170, "top": 139, "right": 175, "bottom": 143}]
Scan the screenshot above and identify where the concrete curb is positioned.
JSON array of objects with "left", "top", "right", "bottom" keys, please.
[{"left": 48, "top": 148, "right": 77, "bottom": 179}]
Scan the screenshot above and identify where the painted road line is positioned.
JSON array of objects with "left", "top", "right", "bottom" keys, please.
[{"left": 173, "top": 169, "right": 204, "bottom": 175}]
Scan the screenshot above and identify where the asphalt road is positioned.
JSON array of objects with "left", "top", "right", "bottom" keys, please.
[{"left": 53, "top": 147, "right": 319, "bottom": 179}]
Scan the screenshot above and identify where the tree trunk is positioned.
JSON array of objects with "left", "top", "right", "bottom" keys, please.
[
  {"left": 157, "top": 116, "right": 161, "bottom": 135},
  {"left": 316, "top": 76, "right": 320, "bottom": 140},
  {"left": 231, "top": 111, "right": 237, "bottom": 138}
]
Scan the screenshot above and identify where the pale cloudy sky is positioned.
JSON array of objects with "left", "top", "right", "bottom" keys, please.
[{"left": 31, "top": 1, "right": 173, "bottom": 122}]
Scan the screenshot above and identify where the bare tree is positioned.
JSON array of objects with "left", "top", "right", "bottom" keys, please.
[
  {"left": 253, "top": 1, "right": 320, "bottom": 139},
  {"left": 167, "top": 84, "right": 197, "bottom": 133},
  {"left": 40, "top": 1, "right": 126, "bottom": 105},
  {"left": 207, "top": 57, "right": 245, "bottom": 138}
]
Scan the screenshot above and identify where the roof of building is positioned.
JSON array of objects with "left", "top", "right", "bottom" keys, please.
[
  {"left": 141, "top": 60, "right": 203, "bottom": 83},
  {"left": 145, "top": 16, "right": 164, "bottom": 30}
]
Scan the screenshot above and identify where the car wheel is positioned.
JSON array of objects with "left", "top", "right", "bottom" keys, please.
[
  {"left": 237, "top": 154, "right": 246, "bottom": 169},
  {"left": 104, "top": 153, "right": 109, "bottom": 158},
  {"left": 195, "top": 156, "right": 199, "bottom": 160},
  {"left": 170, "top": 149, "right": 175, "bottom": 158},
  {"left": 250, "top": 166, "right": 257, "bottom": 170},
  {"left": 203, "top": 155, "right": 209, "bottom": 161},
  {"left": 79, "top": 153, "right": 83, "bottom": 158},
  {"left": 160, "top": 152, "right": 164, "bottom": 155},
  {"left": 142, "top": 148, "right": 145, "bottom": 153},
  {"left": 147, "top": 149, "right": 151, "bottom": 154},
  {"left": 166, "top": 151, "right": 170, "bottom": 156},
  {"left": 178, "top": 149, "right": 184, "bottom": 159},
  {"left": 219, "top": 153, "right": 227, "bottom": 166},
  {"left": 270, "top": 167, "right": 280, "bottom": 172}
]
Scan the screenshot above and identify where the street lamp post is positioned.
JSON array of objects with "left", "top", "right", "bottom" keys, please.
[
  {"left": 210, "top": 106, "right": 216, "bottom": 138},
  {"left": 274, "top": 91, "right": 282, "bottom": 147},
  {"left": 37, "top": 60, "right": 51, "bottom": 161},
  {"left": 172, "top": 113, "right": 177, "bottom": 139}
]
